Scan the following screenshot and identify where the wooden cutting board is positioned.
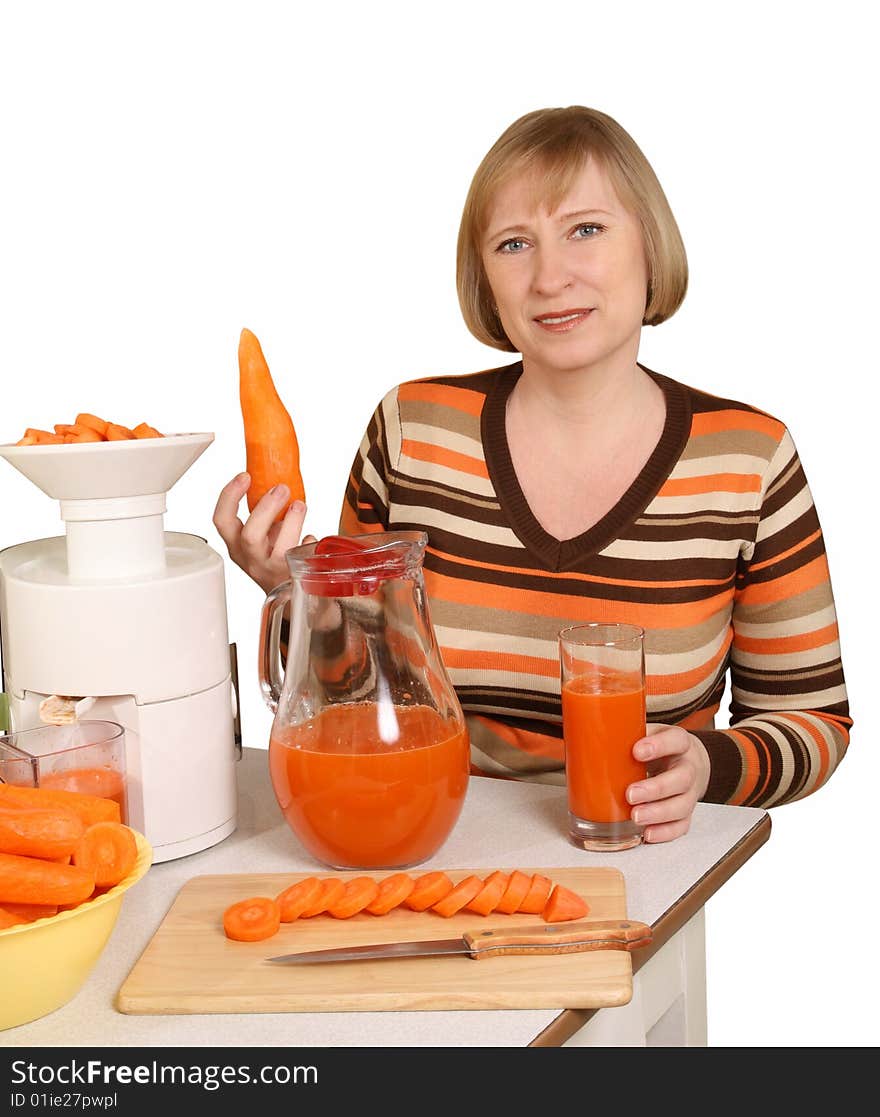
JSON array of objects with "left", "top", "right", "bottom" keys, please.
[{"left": 117, "top": 867, "right": 636, "bottom": 1014}]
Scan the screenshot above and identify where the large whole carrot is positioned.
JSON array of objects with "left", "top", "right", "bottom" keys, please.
[{"left": 238, "top": 328, "right": 305, "bottom": 520}]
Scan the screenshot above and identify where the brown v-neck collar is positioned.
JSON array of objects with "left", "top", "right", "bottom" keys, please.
[{"left": 481, "top": 361, "right": 692, "bottom": 572}]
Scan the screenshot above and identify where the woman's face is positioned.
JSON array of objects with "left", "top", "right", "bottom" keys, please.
[{"left": 481, "top": 158, "right": 649, "bottom": 376}]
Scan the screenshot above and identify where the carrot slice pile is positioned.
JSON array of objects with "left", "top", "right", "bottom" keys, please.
[
  {"left": 365, "top": 872, "right": 414, "bottom": 915},
  {"left": 223, "top": 896, "right": 281, "bottom": 942},
  {"left": 72, "top": 821, "right": 137, "bottom": 889},
  {"left": 465, "top": 869, "right": 510, "bottom": 916},
  {"left": 431, "top": 874, "right": 484, "bottom": 918},
  {"left": 277, "top": 876, "right": 323, "bottom": 923},
  {"left": 220, "top": 870, "right": 595, "bottom": 943}
]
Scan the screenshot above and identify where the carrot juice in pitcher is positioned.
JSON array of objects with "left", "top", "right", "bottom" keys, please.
[
  {"left": 269, "top": 702, "right": 469, "bottom": 869},
  {"left": 260, "top": 531, "right": 471, "bottom": 869}
]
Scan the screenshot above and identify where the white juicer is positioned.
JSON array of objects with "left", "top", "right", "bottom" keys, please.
[{"left": 0, "top": 433, "right": 239, "bottom": 862}]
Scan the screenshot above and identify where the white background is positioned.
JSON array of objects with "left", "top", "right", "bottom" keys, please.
[{"left": 1, "top": 1, "right": 876, "bottom": 1047}]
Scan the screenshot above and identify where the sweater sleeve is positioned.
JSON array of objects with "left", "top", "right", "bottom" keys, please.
[
  {"left": 694, "top": 428, "right": 852, "bottom": 807},
  {"left": 339, "top": 388, "right": 399, "bottom": 535}
]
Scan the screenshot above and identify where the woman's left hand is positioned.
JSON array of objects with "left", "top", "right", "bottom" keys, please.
[{"left": 625, "top": 725, "right": 711, "bottom": 843}]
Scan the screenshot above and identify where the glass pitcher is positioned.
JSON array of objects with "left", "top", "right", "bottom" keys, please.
[{"left": 259, "top": 531, "right": 470, "bottom": 870}]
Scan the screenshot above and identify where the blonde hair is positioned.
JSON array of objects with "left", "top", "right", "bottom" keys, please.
[{"left": 456, "top": 107, "right": 688, "bottom": 351}]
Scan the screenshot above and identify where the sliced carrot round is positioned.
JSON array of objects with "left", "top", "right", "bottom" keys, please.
[
  {"left": 404, "top": 871, "right": 454, "bottom": 911},
  {"left": 431, "top": 874, "right": 484, "bottom": 918},
  {"left": 465, "top": 870, "right": 510, "bottom": 917},
  {"left": 542, "top": 884, "right": 590, "bottom": 923},
  {"left": 326, "top": 876, "right": 380, "bottom": 918},
  {"left": 365, "top": 872, "right": 415, "bottom": 915},
  {"left": 494, "top": 869, "right": 532, "bottom": 914},
  {"left": 299, "top": 877, "right": 345, "bottom": 917},
  {"left": 517, "top": 873, "right": 553, "bottom": 915},
  {"left": 276, "top": 876, "right": 323, "bottom": 922},
  {"left": 223, "top": 896, "right": 281, "bottom": 942}
]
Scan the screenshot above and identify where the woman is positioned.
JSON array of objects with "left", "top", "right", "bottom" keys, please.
[{"left": 214, "top": 106, "right": 851, "bottom": 843}]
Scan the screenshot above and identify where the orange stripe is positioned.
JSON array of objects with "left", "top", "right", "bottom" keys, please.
[
  {"left": 737, "top": 553, "right": 829, "bottom": 606},
  {"left": 659, "top": 472, "right": 762, "bottom": 497},
  {"left": 425, "top": 568, "right": 729, "bottom": 629},
  {"left": 749, "top": 529, "right": 822, "bottom": 573},
  {"left": 401, "top": 438, "right": 489, "bottom": 479},
  {"left": 428, "top": 545, "right": 731, "bottom": 591},
  {"left": 442, "top": 646, "right": 558, "bottom": 678},
  {"left": 397, "top": 380, "right": 485, "bottom": 417},
  {"left": 735, "top": 622, "right": 839, "bottom": 656},
  {"left": 690, "top": 408, "right": 784, "bottom": 439}
]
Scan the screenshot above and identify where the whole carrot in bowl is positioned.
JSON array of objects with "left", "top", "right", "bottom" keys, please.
[{"left": 238, "top": 328, "right": 305, "bottom": 521}]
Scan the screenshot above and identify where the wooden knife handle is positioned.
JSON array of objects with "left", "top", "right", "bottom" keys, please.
[{"left": 462, "top": 919, "right": 653, "bottom": 959}]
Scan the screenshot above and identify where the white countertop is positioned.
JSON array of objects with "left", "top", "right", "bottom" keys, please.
[{"left": 1, "top": 748, "right": 768, "bottom": 1048}]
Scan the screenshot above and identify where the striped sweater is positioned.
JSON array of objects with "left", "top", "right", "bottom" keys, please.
[{"left": 339, "top": 361, "right": 851, "bottom": 809}]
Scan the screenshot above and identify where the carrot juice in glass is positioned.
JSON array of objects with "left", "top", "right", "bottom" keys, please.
[{"left": 559, "top": 623, "right": 647, "bottom": 852}]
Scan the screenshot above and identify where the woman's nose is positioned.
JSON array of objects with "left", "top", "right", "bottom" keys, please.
[{"left": 531, "top": 242, "right": 572, "bottom": 295}]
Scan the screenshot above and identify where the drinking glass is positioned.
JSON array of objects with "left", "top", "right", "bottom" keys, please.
[{"left": 559, "top": 623, "right": 647, "bottom": 852}]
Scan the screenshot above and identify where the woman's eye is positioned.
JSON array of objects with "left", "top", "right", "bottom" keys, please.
[
  {"left": 497, "top": 237, "right": 527, "bottom": 254},
  {"left": 572, "top": 223, "right": 603, "bottom": 239}
]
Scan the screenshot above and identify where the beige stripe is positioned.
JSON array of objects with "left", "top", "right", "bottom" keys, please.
[
  {"left": 381, "top": 390, "right": 402, "bottom": 465},
  {"left": 397, "top": 456, "right": 497, "bottom": 498},
  {"left": 393, "top": 474, "right": 501, "bottom": 510},
  {"left": 403, "top": 399, "right": 482, "bottom": 441},
  {"left": 734, "top": 602, "right": 838, "bottom": 637},
  {"left": 756, "top": 483, "right": 814, "bottom": 542},
  {"left": 669, "top": 452, "right": 769, "bottom": 479},
  {"left": 601, "top": 535, "right": 746, "bottom": 560},
  {"left": 735, "top": 583, "right": 835, "bottom": 624},
  {"left": 446, "top": 666, "right": 559, "bottom": 695},
  {"left": 640, "top": 513, "right": 760, "bottom": 528},
  {"left": 436, "top": 626, "right": 559, "bottom": 661},
  {"left": 400, "top": 504, "right": 519, "bottom": 544},
  {"left": 406, "top": 422, "right": 485, "bottom": 461},
  {"left": 644, "top": 491, "right": 761, "bottom": 516},
  {"left": 734, "top": 641, "right": 842, "bottom": 672},
  {"left": 681, "top": 427, "right": 780, "bottom": 462}
]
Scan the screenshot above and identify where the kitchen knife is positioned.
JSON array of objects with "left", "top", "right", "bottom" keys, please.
[{"left": 266, "top": 919, "right": 652, "bottom": 965}]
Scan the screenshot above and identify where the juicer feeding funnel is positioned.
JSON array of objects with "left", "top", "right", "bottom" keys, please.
[
  {"left": 0, "top": 432, "right": 214, "bottom": 502},
  {"left": 0, "top": 433, "right": 214, "bottom": 580}
]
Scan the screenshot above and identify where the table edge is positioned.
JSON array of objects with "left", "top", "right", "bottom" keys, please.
[{"left": 528, "top": 810, "right": 772, "bottom": 1047}]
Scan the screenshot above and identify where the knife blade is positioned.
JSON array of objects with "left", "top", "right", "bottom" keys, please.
[{"left": 266, "top": 919, "right": 652, "bottom": 965}]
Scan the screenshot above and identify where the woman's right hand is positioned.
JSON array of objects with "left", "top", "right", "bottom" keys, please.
[{"left": 213, "top": 472, "right": 310, "bottom": 595}]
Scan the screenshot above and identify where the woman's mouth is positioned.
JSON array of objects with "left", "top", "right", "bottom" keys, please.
[{"left": 533, "top": 308, "right": 593, "bottom": 333}]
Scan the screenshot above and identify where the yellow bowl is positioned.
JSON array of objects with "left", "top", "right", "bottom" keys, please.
[{"left": 0, "top": 829, "right": 152, "bottom": 1031}]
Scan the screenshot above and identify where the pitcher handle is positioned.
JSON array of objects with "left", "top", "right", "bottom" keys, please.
[{"left": 258, "top": 580, "right": 292, "bottom": 714}]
